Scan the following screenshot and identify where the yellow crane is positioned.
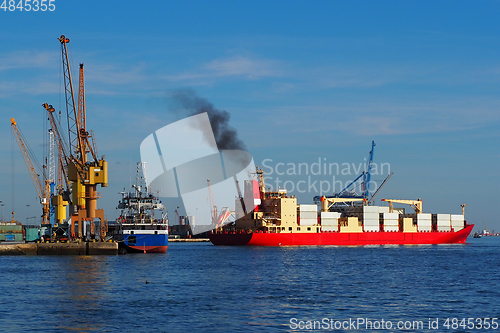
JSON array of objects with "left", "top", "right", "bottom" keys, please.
[
  {"left": 319, "top": 196, "right": 365, "bottom": 212},
  {"left": 381, "top": 198, "right": 423, "bottom": 214},
  {"left": 59, "top": 35, "right": 108, "bottom": 240},
  {"left": 10, "top": 118, "right": 51, "bottom": 225}
]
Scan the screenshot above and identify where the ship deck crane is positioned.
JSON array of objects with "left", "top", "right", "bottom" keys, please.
[
  {"left": 11, "top": 118, "right": 50, "bottom": 224},
  {"left": 319, "top": 196, "right": 365, "bottom": 212},
  {"left": 367, "top": 172, "right": 394, "bottom": 205},
  {"left": 381, "top": 198, "right": 423, "bottom": 214},
  {"left": 235, "top": 179, "right": 247, "bottom": 215}
]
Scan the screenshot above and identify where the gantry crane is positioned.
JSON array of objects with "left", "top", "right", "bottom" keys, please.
[
  {"left": 59, "top": 35, "right": 108, "bottom": 240},
  {"left": 10, "top": 118, "right": 51, "bottom": 224}
]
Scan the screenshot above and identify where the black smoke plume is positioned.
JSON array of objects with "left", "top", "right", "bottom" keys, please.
[{"left": 169, "top": 89, "right": 246, "bottom": 151}]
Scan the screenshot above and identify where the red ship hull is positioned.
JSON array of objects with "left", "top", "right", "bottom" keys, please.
[
  {"left": 126, "top": 245, "right": 168, "bottom": 253},
  {"left": 209, "top": 225, "right": 474, "bottom": 246}
]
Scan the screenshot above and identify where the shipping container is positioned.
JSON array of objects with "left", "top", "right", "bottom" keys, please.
[
  {"left": 364, "top": 225, "right": 380, "bottom": 232},
  {"left": 299, "top": 218, "right": 316, "bottom": 226},
  {"left": 299, "top": 204, "right": 317, "bottom": 212}
]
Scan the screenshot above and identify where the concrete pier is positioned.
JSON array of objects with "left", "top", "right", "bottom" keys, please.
[{"left": 0, "top": 241, "right": 118, "bottom": 255}]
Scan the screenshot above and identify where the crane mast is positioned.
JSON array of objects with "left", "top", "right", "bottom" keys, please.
[
  {"left": 362, "top": 141, "right": 375, "bottom": 199},
  {"left": 58, "top": 35, "right": 84, "bottom": 161},
  {"left": 43, "top": 103, "right": 70, "bottom": 190},
  {"left": 76, "top": 63, "right": 98, "bottom": 163},
  {"left": 48, "top": 129, "right": 56, "bottom": 193},
  {"left": 78, "top": 63, "right": 86, "bottom": 138}
]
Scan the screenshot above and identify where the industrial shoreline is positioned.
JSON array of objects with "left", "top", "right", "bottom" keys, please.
[
  {"left": 0, "top": 241, "right": 118, "bottom": 255},
  {"left": 0, "top": 238, "right": 211, "bottom": 255}
]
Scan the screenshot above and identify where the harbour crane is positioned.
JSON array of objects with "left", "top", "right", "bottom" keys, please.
[
  {"left": 207, "top": 179, "right": 218, "bottom": 225},
  {"left": 207, "top": 179, "right": 234, "bottom": 229},
  {"left": 43, "top": 103, "right": 70, "bottom": 226},
  {"left": 43, "top": 103, "right": 70, "bottom": 190},
  {"left": 10, "top": 118, "right": 51, "bottom": 225},
  {"left": 59, "top": 35, "right": 108, "bottom": 240},
  {"left": 481, "top": 221, "right": 490, "bottom": 235}
]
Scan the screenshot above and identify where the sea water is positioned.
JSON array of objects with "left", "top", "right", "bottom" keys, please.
[{"left": 0, "top": 237, "right": 499, "bottom": 332}]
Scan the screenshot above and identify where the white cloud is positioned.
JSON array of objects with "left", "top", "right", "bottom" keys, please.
[
  {"left": 0, "top": 80, "right": 59, "bottom": 98},
  {"left": 165, "top": 56, "right": 282, "bottom": 84},
  {"left": 85, "top": 63, "right": 148, "bottom": 86},
  {"left": 0, "top": 50, "right": 58, "bottom": 72},
  {"left": 204, "top": 56, "right": 280, "bottom": 78}
]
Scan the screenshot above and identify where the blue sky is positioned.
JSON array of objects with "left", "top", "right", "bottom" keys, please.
[{"left": 1, "top": 1, "right": 499, "bottom": 232}]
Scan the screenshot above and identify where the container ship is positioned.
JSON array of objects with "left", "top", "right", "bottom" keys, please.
[
  {"left": 115, "top": 163, "right": 168, "bottom": 253},
  {"left": 209, "top": 166, "right": 473, "bottom": 246}
]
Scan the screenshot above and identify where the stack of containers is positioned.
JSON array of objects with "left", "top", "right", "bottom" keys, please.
[
  {"left": 299, "top": 204, "right": 317, "bottom": 226},
  {"left": 383, "top": 212, "right": 399, "bottom": 232},
  {"left": 451, "top": 214, "right": 465, "bottom": 231},
  {"left": 417, "top": 213, "right": 432, "bottom": 232},
  {"left": 437, "top": 214, "right": 451, "bottom": 232},
  {"left": 379, "top": 206, "right": 390, "bottom": 214},
  {"left": 363, "top": 206, "right": 380, "bottom": 232},
  {"left": 321, "top": 212, "right": 341, "bottom": 232}
]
